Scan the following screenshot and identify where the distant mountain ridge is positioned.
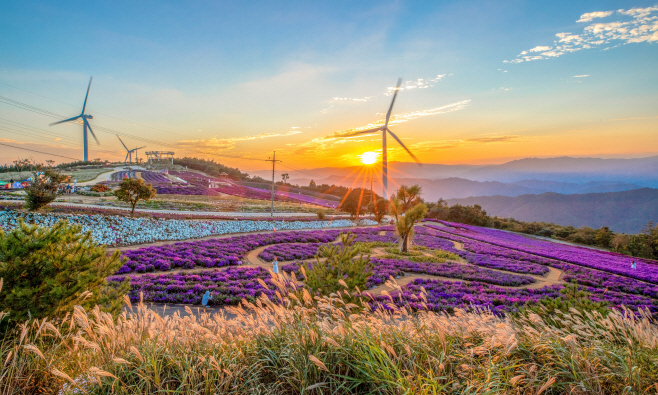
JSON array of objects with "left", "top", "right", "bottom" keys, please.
[
  {"left": 250, "top": 155, "right": 658, "bottom": 188},
  {"left": 446, "top": 188, "right": 658, "bottom": 234}
]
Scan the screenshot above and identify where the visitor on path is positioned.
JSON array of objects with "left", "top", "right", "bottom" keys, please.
[
  {"left": 202, "top": 291, "right": 213, "bottom": 307},
  {"left": 272, "top": 258, "right": 279, "bottom": 274},
  {"left": 632, "top": 261, "right": 637, "bottom": 270}
]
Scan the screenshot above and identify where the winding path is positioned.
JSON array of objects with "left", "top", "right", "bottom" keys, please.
[{"left": 115, "top": 224, "right": 567, "bottom": 296}]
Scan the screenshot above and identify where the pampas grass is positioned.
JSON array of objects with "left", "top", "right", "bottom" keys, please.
[{"left": 1, "top": 275, "right": 658, "bottom": 394}]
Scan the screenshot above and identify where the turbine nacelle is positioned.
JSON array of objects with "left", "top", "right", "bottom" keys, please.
[{"left": 83, "top": 114, "right": 93, "bottom": 119}]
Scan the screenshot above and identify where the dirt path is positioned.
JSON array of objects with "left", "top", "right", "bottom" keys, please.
[{"left": 115, "top": 224, "right": 565, "bottom": 296}]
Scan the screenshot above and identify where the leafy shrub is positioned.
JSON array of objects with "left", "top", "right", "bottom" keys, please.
[
  {"left": 316, "top": 209, "right": 326, "bottom": 220},
  {"left": 24, "top": 167, "right": 68, "bottom": 211},
  {"left": 305, "top": 233, "right": 373, "bottom": 294},
  {"left": 0, "top": 220, "right": 128, "bottom": 323}
]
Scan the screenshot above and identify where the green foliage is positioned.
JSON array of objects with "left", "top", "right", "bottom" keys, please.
[
  {"left": 392, "top": 184, "right": 423, "bottom": 212},
  {"left": 24, "top": 166, "right": 68, "bottom": 211},
  {"left": 339, "top": 189, "right": 373, "bottom": 218},
  {"left": 432, "top": 249, "right": 460, "bottom": 261},
  {"left": 390, "top": 192, "right": 427, "bottom": 252},
  {"left": 115, "top": 178, "right": 156, "bottom": 214},
  {"left": 0, "top": 220, "right": 128, "bottom": 323},
  {"left": 518, "top": 283, "right": 610, "bottom": 326},
  {"left": 368, "top": 198, "right": 389, "bottom": 223},
  {"left": 305, "top": 233, "right": 373, "bottom": 295}
]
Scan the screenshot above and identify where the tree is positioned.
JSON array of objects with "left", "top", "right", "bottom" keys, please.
[
  {"left": 0, "top": 220, "right": 128, "bottom": 323},
  {"left": 340, "top": 189, "right": 367, "bottom": 219},
  {"left": 393, "top": 184, "right": 423, "bottom": 212},
  {"left": 594, "top": 226, "right": 613, "bottom": 247},
  {"left": 45, "top": 159, "right": 55, "bottom": 168},
  {"left": 24, "top": 164, "right": 69, "bottom": 211},
  {"left": 390, "top": 198, "right": 427, "bottom": 252},
  {"left": 12, "top": 158, "right": 30, "bottom": 177},
  {"left": 115, "top": 178, "right": 156, "bottom": 214},
  {"left": 610, "top": 233, "right": 630, "bottom": 252},
  {"left": 281, "top": 173, "right": 289, "bottom": 184},
  {"left": 368, "top": 198, "right": 389, "bottom": 223},
  {"left": 305, "top": 233, "right": 373, "bottom": 295},
  {"left": 309, "top": 179, "right": 316, "bottom": 187},
  {"left": 427, "top": 198, "right": 449, "bottom": 220}
]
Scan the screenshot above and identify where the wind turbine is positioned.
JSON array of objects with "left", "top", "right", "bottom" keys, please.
[
  {"left": 348, "top": 78, "right": 420, "bottom": 198},
  {"left": 49, "top": 77, "right": 99, "bottom": 162},
  {"left": 116, "top": 135, "right": 146, "bottom": 164}
]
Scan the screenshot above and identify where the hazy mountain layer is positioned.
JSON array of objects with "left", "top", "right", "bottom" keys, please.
[{"left": 446, "top": 188, "right": 658, "bottom": 234}]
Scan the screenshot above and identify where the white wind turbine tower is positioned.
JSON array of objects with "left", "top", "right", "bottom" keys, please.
[{"left": 348, "top": 78, "right": 421, "bottom": 198}]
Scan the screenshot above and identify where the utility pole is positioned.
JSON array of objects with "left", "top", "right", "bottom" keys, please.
[{"left": 266, "top": 151, "right": 281, "bottom": 217}]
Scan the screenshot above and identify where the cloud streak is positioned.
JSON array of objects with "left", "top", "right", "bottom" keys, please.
[
  {"left": 292, "top": 100, "right": 471, "bottom": 155},
  {"left": 177, "top": 130, "right": 302, "bottom": 151},
  {"left": 505, "top": 6, "right": 658, "bottom": 63}
]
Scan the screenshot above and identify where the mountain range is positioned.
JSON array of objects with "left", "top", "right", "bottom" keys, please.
[
  {"left": 252, "top": 156, "right": 658, "bottom": 189},
  {"left": 446, "top": 188, "right": 658, "bottom": 234}
]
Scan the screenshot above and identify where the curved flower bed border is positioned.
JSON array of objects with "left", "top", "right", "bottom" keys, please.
[{"left": 0, "top": 210, "right": 377, "bottom": 246}]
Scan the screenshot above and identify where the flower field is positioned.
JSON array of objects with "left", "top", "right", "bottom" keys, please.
[{"left": 110, "top": 221, "right": 658, "bottom": 315}]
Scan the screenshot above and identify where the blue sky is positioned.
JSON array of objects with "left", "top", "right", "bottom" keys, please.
[{"left": 0, "top": 0, "right": 656, "bottom": 170}]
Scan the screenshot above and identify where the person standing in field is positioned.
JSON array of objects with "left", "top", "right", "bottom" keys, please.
[{"left": 272, "top": 258, "right": 279, "bottom": 274}]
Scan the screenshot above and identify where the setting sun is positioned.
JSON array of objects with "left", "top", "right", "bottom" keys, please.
[{"left": 359, "top": 151, "right": 378, "bottom": 165}]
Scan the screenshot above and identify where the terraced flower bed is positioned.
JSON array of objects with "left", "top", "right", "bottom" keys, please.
[
  {"left": 109, "top": 267, "right": 278, "bottom": 305},
  {"left": 423, "top": 221, "right": 658, "bottom": 284}
]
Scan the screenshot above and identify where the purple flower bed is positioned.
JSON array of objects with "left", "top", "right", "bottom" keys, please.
[
  {"left": 140, "top": 171, "right": 171, "bottom": 184},
  {"left": 424, "top": 223, "right": 658, "bottom": 285},
  {"left": 375, "top": 278, "right": 658, "bottom": 315},
  {"left": 367, "top": 258, "right": 535, "bottom": 288},
  {"left": 415, "top": 228, "right": 550, "bottom": 275},
  {"left": 259, "top": 243, "right": 323, "bottom": 262},
  {"left": 109, "top": 267, "right": 279, "bottom": 306}
]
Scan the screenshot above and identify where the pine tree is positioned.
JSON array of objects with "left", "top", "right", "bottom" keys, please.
[{"left": 0, "top": 220, "right": 128, "bottom": 323}]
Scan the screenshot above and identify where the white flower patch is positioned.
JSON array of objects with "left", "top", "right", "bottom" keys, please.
[{"left": 0, "top": 211, "right": 376, "bottom": 246}]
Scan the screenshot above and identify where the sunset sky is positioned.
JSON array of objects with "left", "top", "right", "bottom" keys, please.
[{"left": 0, "top": 1, "right": 657, "bottom": 171}]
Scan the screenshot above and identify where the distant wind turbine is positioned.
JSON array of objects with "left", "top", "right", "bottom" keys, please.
[
  {"left": 117, "top": 135, "right": 146, "bottom": 164},
  {"left": 348, "top": 78, "right": 421, "bottom": 198},
  {"left": 49, "top": 77, "right": 99, "bottom": 162}
]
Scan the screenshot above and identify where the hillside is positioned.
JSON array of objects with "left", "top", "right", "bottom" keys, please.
[{"left": 446, "top": 188, "right": 658, "bottom": 233}]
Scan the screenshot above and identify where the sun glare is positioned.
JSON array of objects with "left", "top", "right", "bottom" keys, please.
[{"left": 360, "top": 151, "right": 378, "bottom": 165}]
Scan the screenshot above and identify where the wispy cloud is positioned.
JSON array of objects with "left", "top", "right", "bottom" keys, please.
[
  {"left": 466, "top": 135, "right": 520, "bottom": 143},
  {"left": 178, "top": 130, "right": 302, "bottom": 150},
  {"left": 384, "top": 74, "right": 447, "bottom": 96},
  {"left": 609, "top": 115, "right": 658, "bottom": 121},
  {"left": 331, "top": 96, "right": 372, "bottom": 103},
  {"left": 292, "top": 100, "right": 471, "bottom": 155},
  {"left": 573, "top": 75, "right": 589, "bottom": 77},
  {"left": 505, "top": 6, "right": 658, "bottom": 63}
]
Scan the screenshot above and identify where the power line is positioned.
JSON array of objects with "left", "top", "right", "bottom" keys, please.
[
  {"left": 0, "top": 95, "right": 270, "bottom": 162},
  {"left": 0, "top": 80, "right": 195, "bottom": 139},
  {"left": 0, "top": 142, "right": 80, "bottom": 161}
]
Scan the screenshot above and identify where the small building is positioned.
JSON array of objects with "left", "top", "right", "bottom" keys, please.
[{"left": 219, "top": 172, "right": 229, "bottom": 180}]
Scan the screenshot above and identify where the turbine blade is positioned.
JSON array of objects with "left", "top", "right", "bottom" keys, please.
[
  {"left": 134, "top": 146, "right": 146, "bottom": 150},
  {"left": 385, "top": 78, "right": 402, "bottom": 127},
  {"left": 116, "top": 134, "right": 129, "bottom": 150},
  {"left": 387, "top": 128, "right": 421, "bottom": 164},
  {"left": 49, "top": 115, "right": 81, "bottom": 126},
  {"left": 82, "top": 76, "right": 93, "bottom": 114},
  {"left": 84, "top": 119, "right": 100, "bottom": 145}
]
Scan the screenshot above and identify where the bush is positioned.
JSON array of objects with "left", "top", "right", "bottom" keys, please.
[
  {"left": 24, "top": 167, "right": 68, "bottom": 211},
  {"left": 90, "top": 183, "right": 110, "bottom": 193},
  {"left": 316, "top": 209, "right": 326, "bottom": 220},
  {"left": 305, "top": 233, "right": 373, "bottom": 295},
  {"left": 0, "top": 220, "right": 128, "bottom": 323}
]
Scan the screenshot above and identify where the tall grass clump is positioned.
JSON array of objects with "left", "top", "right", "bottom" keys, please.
[{"left": 1, "top": 271, "right": 658, "bottom": 394}]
